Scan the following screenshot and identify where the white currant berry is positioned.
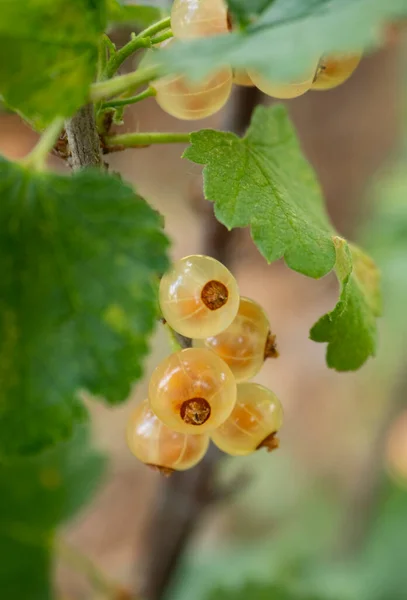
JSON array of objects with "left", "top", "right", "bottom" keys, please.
[
  {"left": 148, "top": 347, "right": 237, "bottom": 435},
  {"left": 211, "top": 382, "right": 283, "bottom": 456},
  {"left": 159, "top": 254, "right": 239, "bottom": 339},
  {"left": 194, "top": 297, "right": 277, "bottom": 382},
  {"left": 248, "top": 60, "right": 318, "bottom": 99},
  {"left": 233, "top": 69, "right": 254, "bottom": 87},
  {"left": 312, "top": 53, "right": 362, "bottom": 90},
  {"left": 127, "top": 399, "right": 210, "bottom": 474},
  {"left": 171, "top": 0, "right": 229, "bottom": 39},
  {"left": 154, "top": 40, "right": 232, "bottom": 120}
]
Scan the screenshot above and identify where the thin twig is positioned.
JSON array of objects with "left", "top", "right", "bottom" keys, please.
[
  {"left": 101, "top": 88, "right": 156, "bottom": 109},
  {"left": 104, "top": 17, "right": 171, "bottom": 78},
  {"left": 105, "top": 131, "right": 191, "bottom": 148},
  {"left": 91, "top": 66, "right": 160, "bottom": 103},
  {"left": 22, "top": 117, "right": 64, "bottom": 171}
]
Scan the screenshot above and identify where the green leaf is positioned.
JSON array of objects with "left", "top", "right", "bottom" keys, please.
[
  {"left": 226, "top": 0, "right": 271, "bottom": 26},
  {"left": 0, "top": 0, "right": 106, "bottom": 128},
  {"left": 0, "top": 157, "right": 170, "bottom": 458},
  {"left": 362, "top": 161, "right": 407, "bottom": 348},
  {"left": 0, "top": 424, "right": 105, "bottom": 599},
  {"left": 163, "top": 0, "right": 407, "bottom": 81},
  {"left": 0, "top": 533, "right": 52, "bottom": 600},
  {"left": 107, "top": 0, "right": 162, "bottom": 26},
  {"left": 183, "top": 105, "right": 336, "bottom": 278},
  {"left": 310, "top": 237, "right": 382, "bottom": 371},
  {"left": 207, "top": 582, "right": 326, "bottom": 600}
]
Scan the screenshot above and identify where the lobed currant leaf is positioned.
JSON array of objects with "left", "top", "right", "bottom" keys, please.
[
  {"left": 0, "top": 157, "right": 170, "bottom": 458},
  {"left": 163, "top": 0, "right": 407, "bottom": 82},
  {"left": 310, "top": 236, "right": 382, "bottom": 371},
  {"left": 0, "top": 424, "right": 105, "bottom": 599},
  {"left": 0, "top": 0, "right": 106, "bottom": 128},
  {"left": 107, "top": 0, "right": 162, "bottom": 26},
  {"left": 184, "top": 104, "right": 336, "bottom": 278}
]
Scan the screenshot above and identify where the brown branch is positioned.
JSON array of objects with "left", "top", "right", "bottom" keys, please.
[
  {"left": 140, "top": 85, "right": 261, "bottom": 600},
  {"left": 65, "top": 104, "right": 103, "bottom": 170}
]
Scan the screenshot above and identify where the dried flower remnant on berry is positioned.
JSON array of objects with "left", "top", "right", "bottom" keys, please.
[
  {"left": 201, "top": 280, "right": 228, "bottom": 310},
  {"left": 264, "top": 332, "right": 279, "bottom": 359},
  {"left": 256, "top": 431, "right": 279, "bottom": 453},
  {"left": 180, "top": 398, "right": 211, "bottom": 425}
]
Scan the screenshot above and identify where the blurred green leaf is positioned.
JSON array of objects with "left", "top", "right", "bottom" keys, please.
[
  {"left": 359, "top": 480, "right": 407, "bottom": 599},
  {"left": 0, "top": 533, "right": 52, "bottom": 600},
  {"left": 0, "top": 157, "right": 170, "bottom": 458},
  {"left": 362, "top": 162, "right": 407, "bottom": 348},
  {"left": 207, "top": 582, "right": 328, "bottom": 600},
  {"left": 184, "top": 105, "right": 336, "bottom": 279},
  {"left": 163, "top": 0, "right": 407, "bottom": 81},
  {"left": 0, "top": 424, "right": 105, "bottom": 599},
  {"left": 0, "top": 0, "right": 106, "bottom": 127},
  {"left": 107, "top": 0, "right": 162, "bottom": 26},
  {"left": 310, "top": 238, "right": 381, "bottom": 371},
  {"left": 226, "top": 0, "right": 271, "bottom": 26},
  {"left": 0, "top": 426, "right": 105, "bottom": 530}
]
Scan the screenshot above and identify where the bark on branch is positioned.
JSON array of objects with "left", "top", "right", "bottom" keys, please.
[{"left": 65, "top": 104, "right": 103, "bottom": 171}]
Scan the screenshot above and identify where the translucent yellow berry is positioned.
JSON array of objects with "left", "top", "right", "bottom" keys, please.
[
  {"left": 233, "top": 69, "right": 254, "bottom": 87},
  {"left": 127, "top": 399, "right": 209, "bottom": 473},
  {"left": 211, "top": 382, "right": 283, "bottom": 456},
  {"left": 149, "top": 348, "right": 237, "bottom": 435},
  {"left": 171, "top": 0, "right": 229, "bottom": 39},
  {"left": 194, "top": 297, "right": 277, "bottom": 382},
  {"left": 312, "top": 53, "right": 362, "bottom": 90},
  {"left": 159, "top": 255, "right": 240, "bottom": 339},
  {"left": 155, "top": 69, "right": 233, "bottom": 120},
  {"left": 248, "top": 61, "right": 318, "bottom": 99},
  {"left": 154, "top": 39, "right": 232, "bottom": 120}
]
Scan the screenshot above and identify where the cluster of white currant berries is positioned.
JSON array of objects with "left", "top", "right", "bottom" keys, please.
[
  {"left": 154, "top": 0, "right": 362, "bottom": 120},
  {"left": 127, "top": 255, "right": 282, "bottom": 475}
]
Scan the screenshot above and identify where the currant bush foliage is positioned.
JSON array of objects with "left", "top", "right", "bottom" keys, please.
[
  {"left": 107, "top": 0, "right": 162, "bottom": 26},
  {"left": 0, "top": 157, "right": 169, "bottom": 458},
  {"left": 185, "top": 105, "right": 382, "bottom": 371},
  {"left": 0, "top": 0, "right": 107, "bottom": 128},
  {"left": 310, "top": 238, "right": 382, "bottom": 371},
  {"left": 164, "top": 0, "right": 407, "bottom": 80},
  {"left": 207, "top": 583, "right": 324, "bottom": 600},
  {"left": 0, "top": 425, "right": 105, "bottom": 599},
  {"left": 184, "top": 105, "right": 336, "bottom": 279}
]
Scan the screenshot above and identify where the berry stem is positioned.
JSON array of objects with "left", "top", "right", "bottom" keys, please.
[
  {"left": 104, "top": 16, "right": 172, "bottom": 78},
  {"left": 151, "top": 29, "right": 174, "bottom": 45},
  {"left": 21, "top": 117, "right": 64, "bottom": 171},
  {"left": 101, "top": 87, "right": 157, "bottom": 110},
  {"left": 91, "top": 65, "right": 160, "bottom": 103},
  {"left": 163, "top": 322, "right": 192, "bottom": 350},
  {"left": 105, "top": 131, "right": 191, "bottom": 148}
]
